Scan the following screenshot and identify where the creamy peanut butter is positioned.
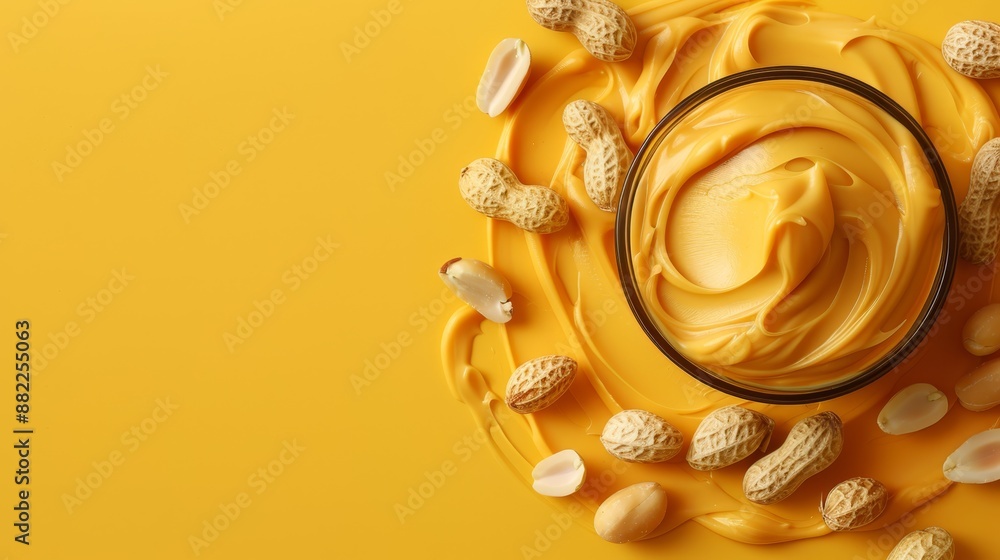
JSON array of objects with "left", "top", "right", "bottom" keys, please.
[
  {"left": 443, "top": 0, "right": 1000, "bottom": 547},
  {"left": 630, "top": 77, "right": 946, "bottom": 389}
]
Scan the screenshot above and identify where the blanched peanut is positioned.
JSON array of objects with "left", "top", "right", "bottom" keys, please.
[
  {"left": 963, "top": 303, "right": 1000, "bottom": 355},
  {"left": 877, "top": 383, "right": 948, "bottom": 435},
  {"left": 438, "top": 258, "right": 514, "bottom": 323},
  {"left": 476, "top": 38, "right": 531, "bottom": 118},
  {"left": 531, "top": 449, "right": 586, "bottom": 496},
  {"left": 956, "top": 356, "right": 1000, "bottom": 411},
  {"left": 593, "top": 482, "right": 667, "bottom": 543}
]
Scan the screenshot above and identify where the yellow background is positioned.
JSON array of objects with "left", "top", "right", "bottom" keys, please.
[{"left": 1, "top": 0, "right": 998, "bottom": 559}]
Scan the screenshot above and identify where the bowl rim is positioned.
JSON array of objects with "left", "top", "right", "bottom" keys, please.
[{"left": 614, "top": 65, "right": 958, "bottom": 404}]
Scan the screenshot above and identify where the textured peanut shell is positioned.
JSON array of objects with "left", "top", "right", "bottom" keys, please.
[
  {"left": 821, "top": 477, "right": 888, "bottom": 531},
  {"left": 459, "top": 158, "right": 570, "bottom": 234},
  {"left": 505, "top": 355, "right": 577, "bottom": 413},
  {"left": 887, "top": 527, "right": 955, "bottom": 560},
  {"left": 942, "top": 20, "right": 1000, "bottom": 79},
  {"left": 686, "top": 405, "right": 774, "bottom": 471},
  {"left": 526, "top": 0, "right": 637, "bottom": 62},
  {"left": 742, "top": 411, "right": 844, "bottom": 505},
  {"left": 563, "top": 99, "right": 633, "bottom": 212},
  {"left": 958, "top": 138, "right": 1000, "bottom": 264},
  {"left": 601, "top": 409, "right": 683, "bottom": 463}
]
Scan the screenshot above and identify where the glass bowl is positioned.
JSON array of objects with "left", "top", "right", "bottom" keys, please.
[{"left": 615, "top": 66, "right": 957, "bottom": 404}]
